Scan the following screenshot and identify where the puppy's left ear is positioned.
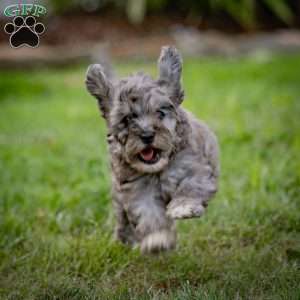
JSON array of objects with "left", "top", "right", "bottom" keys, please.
[{"left": 157, "top": 46, "right": 184, "bottom": 106}]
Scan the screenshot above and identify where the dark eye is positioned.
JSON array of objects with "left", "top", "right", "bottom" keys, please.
[
  {"left": 122, "top": 116, "right": 129, "bottom": 125},
  {"left": 131, "top": 96, "right": 138, "bottom": 103},
  {"left": 157, "top": 110, "right": 166, "bottom": 120},
  {"left": 125, "top": 113, "right": 138, "bottom": 123},
  {"left": 131, "top": 112, "right": 138, "bottom": 119}
]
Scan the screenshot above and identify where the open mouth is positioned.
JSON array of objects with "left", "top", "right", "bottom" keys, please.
[{"left": 138, "top": 147, "right": 160, "bottom": 164}]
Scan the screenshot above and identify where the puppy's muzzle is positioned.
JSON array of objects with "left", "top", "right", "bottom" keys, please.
[{"left": 140, "top": 131, "right": 155, "bottom": 145}]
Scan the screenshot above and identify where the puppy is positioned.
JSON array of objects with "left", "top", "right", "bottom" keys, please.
[{"left": 86, "top": 46, "right": 219, "bottom": 253}]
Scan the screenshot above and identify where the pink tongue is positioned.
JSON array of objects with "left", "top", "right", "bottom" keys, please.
[{"left": 140, "top": 148, "right": 154, "bottom": 161}]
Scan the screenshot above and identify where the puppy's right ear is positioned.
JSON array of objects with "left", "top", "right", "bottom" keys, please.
[{"left": 86, "top": 64, "right": 113, "bottom": 119}]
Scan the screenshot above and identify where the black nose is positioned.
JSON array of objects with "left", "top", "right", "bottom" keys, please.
[{"left": 140, "top": 132, "right": 155, "bottom": 144}]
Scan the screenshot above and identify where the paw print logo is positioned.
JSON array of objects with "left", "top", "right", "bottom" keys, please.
[{"left": 4, "top": 16, "right": 45, "bottom": 48}]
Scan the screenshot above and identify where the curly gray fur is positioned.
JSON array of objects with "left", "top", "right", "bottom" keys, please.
[{"left": 85, "top": 46, "right": 219, "bottom": 254}]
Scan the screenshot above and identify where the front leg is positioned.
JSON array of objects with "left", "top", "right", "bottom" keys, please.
[
  {"left": 131, "top": 196, "right": 176, "bottom": 254},
  {"left": 123, "top": 176, "right": 176, "bottom": 254},
  {"left": 166, "top": 163, "right": 218, "bottom": 219}
]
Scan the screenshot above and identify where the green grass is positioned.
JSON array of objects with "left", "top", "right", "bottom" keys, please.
[{"left": 0, "top": 54, "right": 300, "bottom": 299}]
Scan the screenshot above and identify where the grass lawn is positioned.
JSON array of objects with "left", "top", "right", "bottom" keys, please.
[{"left": 0, "top": 54, "right": 299, "bottom": 299}]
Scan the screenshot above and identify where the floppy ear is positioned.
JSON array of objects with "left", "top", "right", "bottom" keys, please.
[
  {"left": 86, "top": 64, "right": 113, "bottom": 119},
  {"left": 158, "top": 46, "right": 184, "bottom": 106}
]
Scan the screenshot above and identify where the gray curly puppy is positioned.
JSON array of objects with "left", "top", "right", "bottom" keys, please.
[{"left": 86, "top": 46, "right": 219, "bottom": 254}]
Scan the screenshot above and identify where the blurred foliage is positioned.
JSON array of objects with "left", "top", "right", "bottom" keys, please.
[
  {"left": 48, "top": 0, "right": 295, "bottom": 29},
  {"left": 210, "top": 0, "right": 294, "bottom": 28}
]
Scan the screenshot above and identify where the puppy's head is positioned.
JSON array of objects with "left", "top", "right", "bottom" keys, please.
[{"left": 86, "top": 46, "right": 184, "bottom": 173}]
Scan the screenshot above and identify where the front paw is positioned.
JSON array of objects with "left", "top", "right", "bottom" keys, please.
[
  {"left": 166, "top": 198, "right": 205, "bottom": 219},
  {"left": 140, "top": 229, "right": 176, "bottom": 254}
]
